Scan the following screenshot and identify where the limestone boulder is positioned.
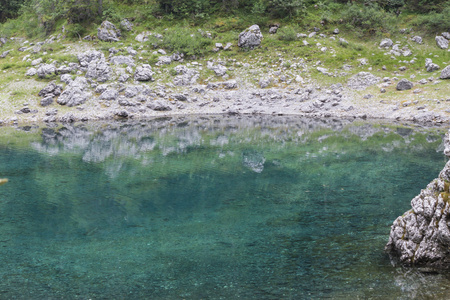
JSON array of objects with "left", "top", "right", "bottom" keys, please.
[
  {"left": 238, "top": 25, "right": 263, "bottom": 49},
  {"left": 436, "top": 36, "right": 449, "bottom": 49},
  {"left": 396, "top": 79, "right": 413, "bottom": 90},
  {"left": 97, "top": 21, "right": 121, "bottom": 42},
  {"left": 425, "top": 58, "right": 440, "bottom": 72},
  {"left": 440, "top": 65, "right": 450, "bottom": 79},
  {"left": 37, "top": 64, "right": 56, "bottom": 78},
  {"left": 57, "top": 77, "right": 90, "bottom": 107},
  {"left": 386, "top": 130, "right": 450, "bottom": 269},
  {"left": 134, "top": 64, "right": 154, "bottom": 81}
]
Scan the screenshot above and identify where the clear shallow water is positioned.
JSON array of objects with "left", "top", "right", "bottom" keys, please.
[{"left": 0, "top": 116, "right": 449, "bottom": 299}]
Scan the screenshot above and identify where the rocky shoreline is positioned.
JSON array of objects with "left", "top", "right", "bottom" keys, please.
[{"left": 1, "top": 22, "right": 449, "bottom": 126}]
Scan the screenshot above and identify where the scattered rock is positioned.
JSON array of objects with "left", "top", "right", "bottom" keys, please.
[
  {"left": 425, "top": 58, "right": 440, "bottom": 72},
  {"left": 436, "top": 36, "right": 449, "bottom": 49},
  {"left": 269, "top": 25, "right": 279, "bottom": 34},
  {"left": 78, "top": 50, "right": 104, "bottom": 67},
  {"left": 347, "top": 72, "right": 380, "bottom": 90},
  {"left": 134, "top": 64, "right": 154, "bottom": 81},
  {"left": 333, "top": 28, "right": 339, "bottom": 34},
  {"left": 99, "top": 88, "right": 119, "bottom": 101},
  {"left": 147, "top": 100, "right": 172, "bottom": 111},
  {"left": 156, "top": 56, "right": 172, "bottom": 66},
  {"left": 411, "top": 36, "right": 423, "bottom": 44},
  {"left": 109, "top": 55, "right": 135, "bottom": 66},
  {"left": 380, "top": 38, "right": 393, "bottom": 48},
  {"left": 25, "top": 68, "right": 37, "bottom": 76},
  {"left": 238, "top": 25, "right": 263, "bottom": 49},
  {"left": 57, "top": 77, "right": 90, "bottom": 107},
  {"left": 223, "top": 80, "right": 237, "bottom": 89},
  {"left": 86, "top": 59, "right": 112, "bottom": 82},
  {"left": 173, "top": 65, "right": 199, "bottom": 86},
  {"left": 441, "top": 65, "right": 450, "bottom": 79},
  {"left": 40, "top": 96, "right": 54, "bottom": 107},
  {"left": 207, "top": 62, "right": 227, "bottom": 76},
  {"left": 135, "top": 31, "right": 152, "bottom": 43},
  {"left": 1, "top": 50, "right": 11, "bottom": 58},
  {"left": 97, "top": 21, "right": 121, "bottom": 42},
  {"left": 120, "top": 19, "right": 133, "bottom": 31},
  {"left": 396, "top": 79, "right": 413, "bottom": 90},
  {"left": 37, "top": 64, "right": 56, "bottom": 78},
  {"left": 442, "top": 32, "right": 450, "bottom": 40},
  {"left": 38, "top": 82, "right": 62, "bottom": 98}
]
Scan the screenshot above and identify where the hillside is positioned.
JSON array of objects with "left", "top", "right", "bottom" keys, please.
[{"left": 0, "top": 0, "right": 449, "bottom": 125}]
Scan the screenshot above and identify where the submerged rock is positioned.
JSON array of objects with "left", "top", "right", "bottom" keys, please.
[{"left": 386, "top": 130, "right": 450, "bottom": 269}]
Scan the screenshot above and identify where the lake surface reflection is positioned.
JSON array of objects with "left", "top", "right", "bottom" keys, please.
[{"left": 0, "top": 116, "right": 449, "bottom": 299}]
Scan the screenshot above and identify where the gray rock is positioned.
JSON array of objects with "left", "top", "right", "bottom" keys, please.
[
  {"left": 127, "top": 47, "right": 137, "bottom": 56},
  {"left": 147, "top": 100, "right": 172, "bottom": 111},
  {"left": 124, "top": 86, "right": 142, "bottom": 98},
  {"left": 40, "top": 96, "right": 54, "bottom": 107},
  {"left": 173, "top": 94, "right": 188, "bottom": 101},
  {"left": 173, "top": 65, "right": 199, "bottom": 86},
  {"left": 259, "top": 78, "right": 271, "bottom": 88},
  {"left": 95, "top": 84, "right": 108, "bottom": 94},
  {"left": 386, "top": 130, "right": 450, "bottom": 269},
  {"left": 238, "top": 25, "right": 263, "bottom": 49},
  {"left": 99, "top": 88, "right": 119, "bottom": 100},
  {"left": 441, "top": 65, "right": 450, "bottom": 79},
  {"left": 333, "top": 28, "right": 339, "bottom": 34},
  {"left": 37, "top": 64, "right": 56, "bottom": 78},
  {"left": 339, "top": 38, "right": 348, "bottom": 44},
  {"left": 59, "top": 113, "right": 76, "bottom": 123},
  {"left": 78, "top": 50, "right": 104, "bottom": 67},
  {"left": 396, "top": 79, "right": 413, "bottom": 90},
  {"left": 135, "top": 31, "right": 152, "bottom": 43},
  {"left": 411, "top": 36, "right": 423, "bottom": 44},
  {"left": 269, "top": 26, "right": 278, "bottom": 34},
  {"left": 38, "top": 82, "right": 62, "bottom": 98},
  {"left": 156, "top": 56, "right": 172, "bottom": 66},
  {"left": 25, "top": 68, "right": 37, "bottom": 76},
  {"left": 86, "top": 59, "right": 112, "bottom": 82},
  {"left": 56, "top": 65, "right": 72, "bottom": 75},
  {"left": 97, "top": 21, "right": 121, "bottom": 42},
  {"left": 60, "top": 74, "right": 73, "bottom": 84},
  {"left": 347, "top": 72, "right": 380, "bottom": 90},
  {"left": 31, "top": 58, "right": 43, "bottom": 66},
  {"left": 380, "top": 38, "right": 393, "bottom": 48},
  {"left": 436, "top": 36, "right": 449, "bottom": 49},
  {"left": 57, "top": 77, "right": 89, "bottom": 107},
  {"left": 224, "top": 43, "right": 233, "bottom": 51},
  {"left": 425, "top": 58, "right": 440, "bottom": 72},
  {"left": 207, "top": 62, "right": 227, "bottom": 76},
  {"left": 223, "top": 80, "right": 237, "bottom": 89},
  {"left": 0, "top": 50, "right": 10, "bottom": 58},
  {"left": 442, "top": 32, "right": 450, "bottom": 40},
  {"left": 109, "top": 55, "right": 135, "bottom": 66},
  {"left": 134, "top": 64, "right": 154, "bottom": 81},
  {"left": 120, "top": 19, "right": 133, "bottom": 31},
  {"left": 0, "top": 37, "right": 6, "bottom": 45}
]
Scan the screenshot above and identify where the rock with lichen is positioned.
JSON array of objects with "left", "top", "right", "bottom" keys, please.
[{"left": 386, "top": 130, "right": 450, "bottom": 269}]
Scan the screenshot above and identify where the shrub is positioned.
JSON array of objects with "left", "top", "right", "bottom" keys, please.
[
  {"left": 162, "top": 27, "right": 212, "bottom": 56},
  {"left": 342, "top": 3, "right": 396, "bottom": 36},
  {"left": 415, "top": 6, "right": 450, "bottom": 32},
  {"left": 277, "top": 26, "right": 297, "bottom": 41}
]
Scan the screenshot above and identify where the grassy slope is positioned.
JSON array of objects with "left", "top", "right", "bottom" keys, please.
[{"left": 0, "top": 3, "right": 449, "bottom": 122}]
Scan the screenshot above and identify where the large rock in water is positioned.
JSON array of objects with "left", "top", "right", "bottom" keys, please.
[
  {"left": 386, "top": 130, "right": 450, "bottom": 269},
  {"left": 238, "top": 25, "right": 263, "bottom": 49},
  {"left": 97, "top": 21, "right": 121, "bottom": 42}
]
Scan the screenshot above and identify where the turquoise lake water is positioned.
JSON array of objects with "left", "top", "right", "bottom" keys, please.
[{"left": 0, "top": 116, "right": 449, "bottom": 299}]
